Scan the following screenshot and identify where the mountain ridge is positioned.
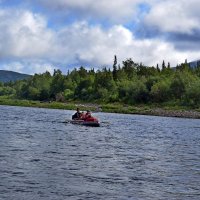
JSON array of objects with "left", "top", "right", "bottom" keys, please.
[
  {"left": 188, "top": 59, "right": 200, "bottom": 68},
  {"left": 0, "top": 70, "right": 31, "bottom": 83}
]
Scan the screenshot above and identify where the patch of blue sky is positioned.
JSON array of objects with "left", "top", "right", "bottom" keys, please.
[
  {"left": 123, "top": 3, "right": 150, "bottom": 33},
  {"left": 42, "top": 14, "right": 83, "bottom": 31},
  {"left": 138, "top": 2, "right": 151, "bottom": 14},
  {"left": 129, "top": 2, "right": 152, "bottom": 38},
  {"left": 0, "top": 0, "right": 24, "bottom": 8},
  {"left": 45, "top": 12, "right": 115, "bottom": 31}
]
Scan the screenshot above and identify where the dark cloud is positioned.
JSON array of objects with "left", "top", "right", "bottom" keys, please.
[
  {"left": 167, "top": 31, "right": 200, "bottom": 51},
  {"left": 135, "top": 21, "right": 200, "bottom": 51}
]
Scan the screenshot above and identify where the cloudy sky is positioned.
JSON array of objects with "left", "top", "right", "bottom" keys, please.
[{"left": 0, "top": 0, "right": 200, "bottom": 74}]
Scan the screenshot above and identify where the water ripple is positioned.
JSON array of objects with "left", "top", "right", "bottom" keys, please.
[{"left": 0, "top": 105, "right": 200, "bottom": 200}]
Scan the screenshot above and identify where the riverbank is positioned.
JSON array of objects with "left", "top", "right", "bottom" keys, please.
[{"left": 0, "top": 96, "right": 200, "bottom": 119}]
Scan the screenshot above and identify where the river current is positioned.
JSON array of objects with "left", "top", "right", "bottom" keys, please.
[{"left": 0, "top": 105, "right": 199, "bottom": 200}]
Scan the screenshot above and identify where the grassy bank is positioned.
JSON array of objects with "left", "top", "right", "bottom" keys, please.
[
  {"left": 0, "top": 96, "right": 200, "bottom": 119},
  {"left": 0, "top": 96, "right": 76, "bottom": 110}
]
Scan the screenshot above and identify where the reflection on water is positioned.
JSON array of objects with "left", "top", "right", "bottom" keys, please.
[{"left": 0, "top": 105, "right": 200, "bottom": 200}]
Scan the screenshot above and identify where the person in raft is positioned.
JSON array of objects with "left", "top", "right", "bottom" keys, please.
[
  {"left": 80, "top": 111, "right": 86, "bottom": 119},
  {"left": 72, "top": 108, "right": 81, "bottom": 120},
  {"left": 85, "top": 110, "right": 91, "bottom": 119},
  {"left": 83, "top": 110, "right": 98, "bottom": 122}
]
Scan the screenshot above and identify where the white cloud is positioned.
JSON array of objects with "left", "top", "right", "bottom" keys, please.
[
  {"left": 0, "top": 7, "right": 200, "bottom": 75},
  {"left": 34, "top": 0, "right": 200, "bottom": 35},
  {"left": 54, "top": 21, "right": 198, "bottom": 67},
  {"left": 0, "top": 9, "right": 54, "bottom": 59},
  {"left": 144, "top": 0, "right": 200, "bottom": 34},
  {"left": 37, "top": 0, "right": 143, "bottom": 23}
]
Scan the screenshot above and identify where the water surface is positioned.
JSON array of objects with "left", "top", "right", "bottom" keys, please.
[{"left": 0, "top": 105, "right": 200, "bottom": 200}]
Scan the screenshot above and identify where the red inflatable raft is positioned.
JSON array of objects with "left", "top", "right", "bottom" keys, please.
[{"left": 70, "top": 119, "right": 100, "bottom": 127}]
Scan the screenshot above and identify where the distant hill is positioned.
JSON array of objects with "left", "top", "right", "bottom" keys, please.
[
  {"left": 0, "top": 70, "right": 31, "bottom": 83},
  {"left": 188, "top": 59, "right": 200, "bottom": 68}
]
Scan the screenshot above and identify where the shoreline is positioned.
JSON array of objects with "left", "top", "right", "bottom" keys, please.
[
  {"left": 142, "top": 108, "right": 200, "bottom": 119},
  {"left": 0, "top": 98, "right": 200, "bottom": 119}
]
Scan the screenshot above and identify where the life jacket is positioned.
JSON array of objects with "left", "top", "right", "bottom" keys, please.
[{"left": 84, "top": 116, "right": 98, "bottom": 122}]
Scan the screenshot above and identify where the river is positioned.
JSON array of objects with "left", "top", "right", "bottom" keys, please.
[{"left": 0, "top": 105, "right": 199, "bottom": 200}]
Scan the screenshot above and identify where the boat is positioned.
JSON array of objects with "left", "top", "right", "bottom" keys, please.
[
  {"left": 69, "top": 110, "right": 100, "bottom": 127},
  {"left": 70, "top": 119, "right": 100, "bottom": 127}
]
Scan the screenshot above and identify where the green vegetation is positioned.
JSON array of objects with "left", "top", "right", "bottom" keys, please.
[{"left": 0, "top": 56, "right": 200, "bottom": 116}]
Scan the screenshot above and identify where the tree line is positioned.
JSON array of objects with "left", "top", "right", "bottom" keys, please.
[{"left": 1, "top": 57, "right": 200, "bottom": 108}]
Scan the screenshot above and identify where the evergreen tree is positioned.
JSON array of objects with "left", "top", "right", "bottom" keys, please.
[
  {"left": 122, "top": 58, "right": 137, "bottom": 80},
  {"left": 156, "top": 64, "right": 160, "bottom": 72},
  {"left": 112, "top": 55, "right": 117, "bottom": 81},
  {"left": 162, "top": 60, "right": 166, "bottom": 70},
  {"left": 167, "top": 62, "right": 170, "bottom": 68}
]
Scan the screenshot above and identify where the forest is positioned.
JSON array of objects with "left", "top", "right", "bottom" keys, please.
[{"left": 1, "top": 56, "right": 200, "bottom": 108}]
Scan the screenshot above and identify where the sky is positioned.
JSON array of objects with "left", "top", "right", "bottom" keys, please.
[{"left": 0, "top": 0, "right": 200, "bottom": 74}]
